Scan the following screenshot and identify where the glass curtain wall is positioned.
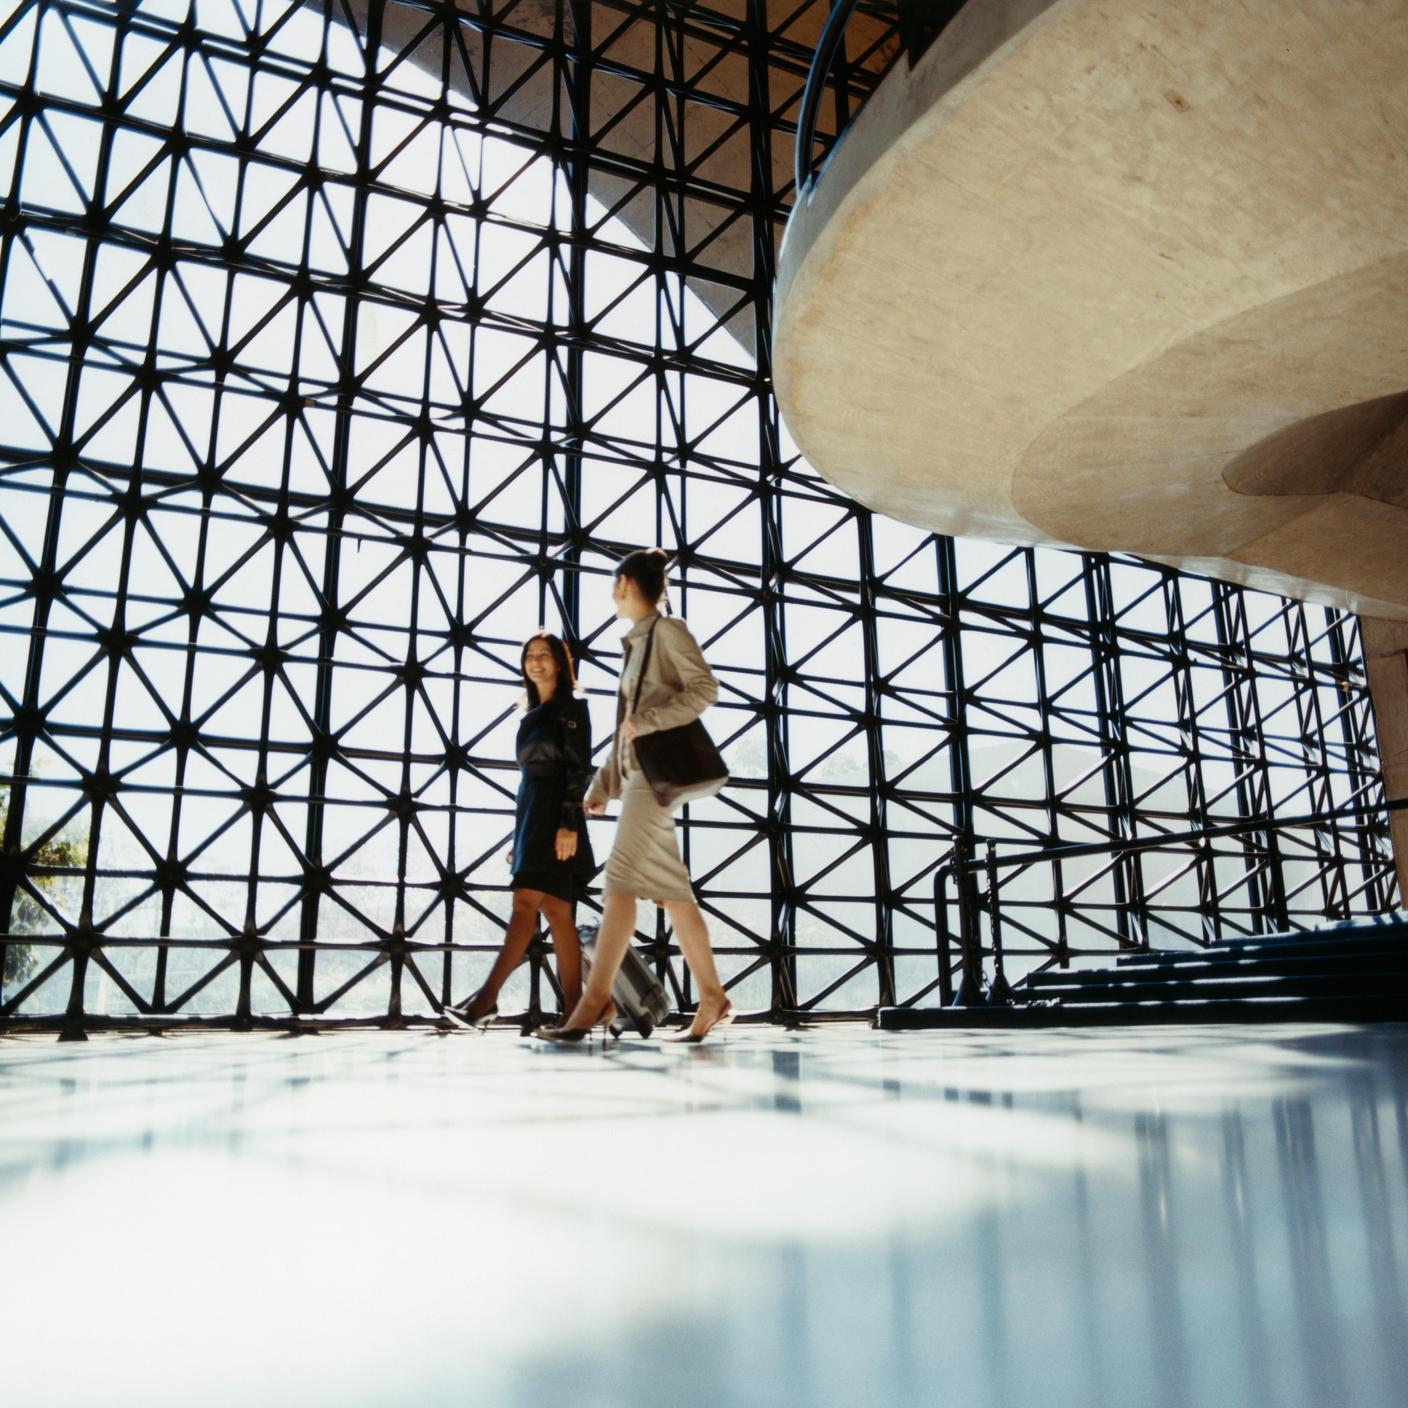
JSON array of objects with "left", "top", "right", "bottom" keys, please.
[{"left": 0, "top": 0, "right": 1396, "bottom": 1026}]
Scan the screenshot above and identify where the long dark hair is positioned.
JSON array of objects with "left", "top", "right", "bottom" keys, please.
[
  {"left": 615, "top": 546, "right": 671, "bottom": 607},
  {"left": 520, "top": 631, "right": 579, "bottom": 708}
]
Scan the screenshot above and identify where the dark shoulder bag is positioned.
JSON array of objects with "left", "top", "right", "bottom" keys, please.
[{"left": 629, "top": 621, "right": 729, "bottom": 807}]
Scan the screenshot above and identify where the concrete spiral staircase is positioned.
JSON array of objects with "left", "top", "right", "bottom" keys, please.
[
  {"left": 775, "top": 0, "right": 1408, "bottom": 895},
  {"left": 1023, "top": 916, "right": 1408, "bottom": 1024},
  {"left": 880, "top": 915, "right": 1408, "bottom": 1029}
]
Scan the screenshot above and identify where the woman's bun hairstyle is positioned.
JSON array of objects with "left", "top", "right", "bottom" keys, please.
[{"left": 615, "top": 547, "right": 671, "bottom": 606}]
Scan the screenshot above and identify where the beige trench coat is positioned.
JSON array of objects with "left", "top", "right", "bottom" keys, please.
[{"left": 586, "top": 611, "right": 719, "bottom": 805}]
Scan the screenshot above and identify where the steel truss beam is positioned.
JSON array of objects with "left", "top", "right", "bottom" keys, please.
[{"left": 0, "top": 0, "right": 1396, "bottom": 1033}]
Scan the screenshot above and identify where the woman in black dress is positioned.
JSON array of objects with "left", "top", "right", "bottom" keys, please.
[{"left": 446, "top": 632, "right": 596, "bottom": 1025}]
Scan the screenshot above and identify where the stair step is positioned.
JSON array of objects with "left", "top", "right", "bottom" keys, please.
[
  {"left": 1117, "top": 940, "right": 1408, "bottom": 968},
  {"left": 876, "top": 993, "right": 1408, "bottom": 1030},
  {"left": 1024, "top": 970, "right": 1408, "bottom": 1005},
  {"left": 1031, "top": 951, "right": 1408, "bottom": 988}
]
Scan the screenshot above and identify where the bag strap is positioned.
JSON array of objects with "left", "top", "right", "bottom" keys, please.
[{"left": 630, "top": 619, "right": 659, "bottom": 717}]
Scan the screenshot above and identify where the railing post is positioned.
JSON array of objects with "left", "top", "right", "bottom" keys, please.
[
  {"left": 58, "top": 943, "right": 89, "bottom": 1043},
  {"left": 1265, "top": 827, "right": 1291, "bottom": 933},
  {"left": 935, "top": 862, "right": 954, "bottom": 1007},
  {"left": 985, "top": 839, "right": 1014, "bottom": 1006},
  {"left": 952, "top": 837, "right": 986, "bottom": 1006}
]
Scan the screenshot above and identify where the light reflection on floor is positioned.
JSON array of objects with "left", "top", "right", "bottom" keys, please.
[{"left": 2, "top": 1023, "right": 1406, "bottom": 1408}]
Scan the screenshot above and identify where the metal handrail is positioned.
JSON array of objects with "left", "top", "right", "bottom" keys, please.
[
  {"left": 934, "top": 797, "right": 1408, "bottom": 1007},
  {"left": 795, "top": 0, "right": 863, "bottom": 196},
  {"left": 794, "top": 1, "right": 971, "bottom": 196}
]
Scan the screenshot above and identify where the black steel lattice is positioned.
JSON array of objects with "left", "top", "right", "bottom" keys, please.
[{"left": 0, "top": 0, "right": 1396, "bottom": 1033}]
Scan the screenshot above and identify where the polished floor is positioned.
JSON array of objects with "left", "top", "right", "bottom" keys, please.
[{"left": 2, "top": 1022, "right": 1406, "bottom": 1408}]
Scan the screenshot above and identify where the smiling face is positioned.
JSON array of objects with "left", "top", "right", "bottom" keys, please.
[{"left": 521, "top": 637, "right": 560, "bottom": 702}]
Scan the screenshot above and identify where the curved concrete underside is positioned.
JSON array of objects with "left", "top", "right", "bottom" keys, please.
[{"left": 775, "top": 0, "right": 1408, "bottom": 620}]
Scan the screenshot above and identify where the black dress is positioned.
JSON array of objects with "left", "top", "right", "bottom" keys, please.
[{"left": 510, "top": 693, "right": 596, "bottom": 902}]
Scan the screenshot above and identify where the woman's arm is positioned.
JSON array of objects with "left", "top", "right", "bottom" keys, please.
[
  {"left": 631, "top": 617, "right": 719, "bottom": 736},
  {"left": 557, "top": 698, "right": 594, "bottom": 829},
  {"left": 585, "top": 710, "right": 620, "bottom": 807}
]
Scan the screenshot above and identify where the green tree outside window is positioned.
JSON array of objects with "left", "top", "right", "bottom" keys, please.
[{"left": 1, "top": 788, "right": 89, "bottom": 991}]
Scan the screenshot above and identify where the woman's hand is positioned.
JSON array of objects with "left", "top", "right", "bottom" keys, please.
[
  {"left": 555, "top": 827, "right": 578, "bottom": 861},
  {"left": 584, "top": 799, "right": 607, "bottom": 817},
  {"left": 620, "top": 717, "right": 639, "bottom": 742}
]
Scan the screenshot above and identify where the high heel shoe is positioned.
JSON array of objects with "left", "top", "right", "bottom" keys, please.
[
  {"left": 534, "top": 998, "right": 620, "bottom": 1045},
  {"left": 443, "top": 996, "right": 498, "bottom": 1029},
  {"left": 671, "top": 998, "right": 734, "bottom": 1045},
  {"left": 604, "top": 1001, "right": 625, "bottom": 1041}
]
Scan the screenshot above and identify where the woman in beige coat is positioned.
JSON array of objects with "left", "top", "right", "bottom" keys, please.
[{"left": 534, "top": 548, "right": 733, "bottom": 1044}]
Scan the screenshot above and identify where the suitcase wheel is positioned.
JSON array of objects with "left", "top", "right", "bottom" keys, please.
[{"left": 632, "top": 1013, "right": 655, "bottom": 1039}]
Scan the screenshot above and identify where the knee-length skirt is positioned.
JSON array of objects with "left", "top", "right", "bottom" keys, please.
[
  {"left": 510, "top": 770, "right": 595, "bottom": 904},
  {"left": 602, "top": 772, "right": 696, "bottom": 903}
]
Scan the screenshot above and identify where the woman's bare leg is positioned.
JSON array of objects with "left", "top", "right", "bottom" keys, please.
[
  {"left": 663, "top": 899, "right": 730, "bottom": 1037},
  {"left": 560, "top": 891, "right": 636, "bottom": 1029},
  {"left": 458, "top": 888, "right": 544, "bottom": 1017},
  {"left": 539, "top": 894, "right": 583, "bottom": 1016}
]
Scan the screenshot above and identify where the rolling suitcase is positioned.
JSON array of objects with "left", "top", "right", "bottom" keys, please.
[{"left": 578, "top": 921, "right": 671, "bottom": 1038}]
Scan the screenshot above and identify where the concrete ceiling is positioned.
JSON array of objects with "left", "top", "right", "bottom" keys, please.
[{"left": 774, "top": 0, "right": 1408, "bottom": 620}]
